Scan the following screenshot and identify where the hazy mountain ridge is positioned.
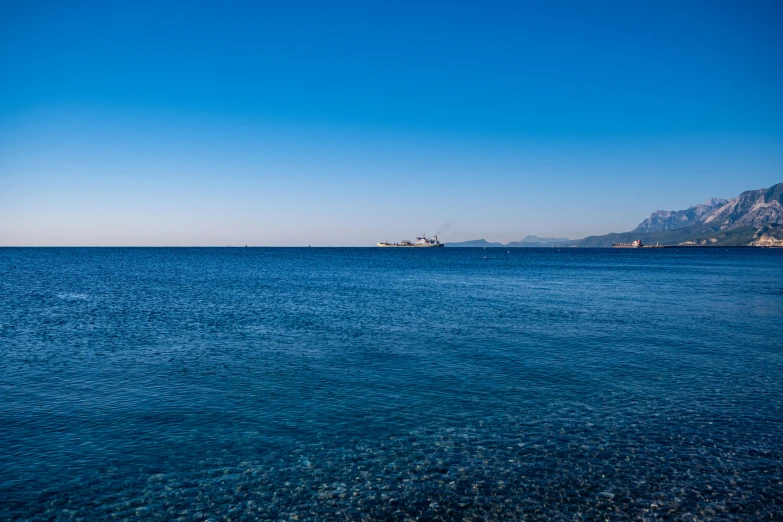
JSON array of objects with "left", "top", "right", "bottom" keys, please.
[
  {"left": 634, "top": 198, "right": 729, "bottom": 233},
  {"left": 702, "top": 183, "right": 783, "bottom": 229},
  {"left": 447, "top": 183, "right": 782, "bottom": 248},
  {"left": 507, "top": 235, "right": 576, "bottom": 247},
  {"left": 447, "top": 236, "right": 577, "bottom": 248},
  {"left": 445, "top": 239, "right": 506, "bottom": 248},
  {"left": 579, "top": 182, "right": 783, "bottom": 247}
]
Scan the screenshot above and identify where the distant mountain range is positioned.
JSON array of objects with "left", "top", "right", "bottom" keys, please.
[
  {"left": 446, "top": 235, "right": 578, "bottom": 248},
  {"left": 578, "top": 182, "right": 783, "bottom": 247},
  {"left": 632, "top": 197, "right": 730, "bottom": 233},
  {"left": 448, "top": 182, "right": 783, "bottom": 247}
]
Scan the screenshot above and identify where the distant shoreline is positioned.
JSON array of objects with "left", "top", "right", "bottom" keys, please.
[{"left": 1, "top": 245, "right": 781, "bottom": 249}]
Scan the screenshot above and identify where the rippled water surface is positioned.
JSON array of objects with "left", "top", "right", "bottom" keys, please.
[{"left": 1, "top": 247, "right": 782, "bottom": 520}]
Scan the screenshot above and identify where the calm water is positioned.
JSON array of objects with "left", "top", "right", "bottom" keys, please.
[{"left": 1, "top": 247, "right": 782, "bottom": 521}]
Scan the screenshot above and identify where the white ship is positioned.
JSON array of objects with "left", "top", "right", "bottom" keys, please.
[
  {"left": 377, "top": 235, "right": 444, "bottom": 247},
  {"left": 612, "top": 239, "right": 644, "bottom": 248}
]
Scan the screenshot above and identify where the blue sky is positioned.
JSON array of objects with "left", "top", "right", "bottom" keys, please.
[{"left": 1, "top": 0, "right": 782, "bottom": 245}]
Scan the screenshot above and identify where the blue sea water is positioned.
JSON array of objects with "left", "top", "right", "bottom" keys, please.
[{"left": 1, "top": 247, "right": 782, "bottom": 520}]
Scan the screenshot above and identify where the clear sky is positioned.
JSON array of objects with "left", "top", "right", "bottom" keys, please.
[{"left": 1, "top": 0, "right": 782, "bottom": 246}]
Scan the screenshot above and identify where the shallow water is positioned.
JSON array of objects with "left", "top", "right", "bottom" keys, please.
[{"left": 1, "top": 247, "right": 782, "bottom": 520}]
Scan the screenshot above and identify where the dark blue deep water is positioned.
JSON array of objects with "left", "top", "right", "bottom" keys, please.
[{"left": 1, "top": 247, "right": 782, "bottom": 521}]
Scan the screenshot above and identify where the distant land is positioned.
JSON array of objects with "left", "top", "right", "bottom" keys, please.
[
  {"left": 449, "top": 182, "right": 783, "bottom": 248},
  {"left": 446, "top": 236, "right": 578, "bottom": 248}
]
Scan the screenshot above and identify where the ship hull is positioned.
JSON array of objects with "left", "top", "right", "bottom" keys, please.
[{"left": 377, "top": 243, "right": 445, "bottom": 247}]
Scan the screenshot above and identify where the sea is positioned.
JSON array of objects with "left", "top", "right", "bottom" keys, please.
[{"left": 1, "top": 247, "right": 782, "bottom": 520}]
